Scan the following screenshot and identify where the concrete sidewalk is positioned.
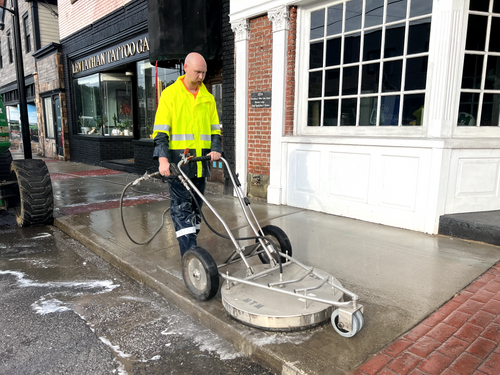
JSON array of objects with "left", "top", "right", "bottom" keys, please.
[{"left": 40, "top": 157, "right": 500, "bottom": 374}]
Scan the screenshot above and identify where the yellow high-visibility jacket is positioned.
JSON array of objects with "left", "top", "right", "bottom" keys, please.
[{"left": 153, "top": 75, "right": 221, "bottom": 178}]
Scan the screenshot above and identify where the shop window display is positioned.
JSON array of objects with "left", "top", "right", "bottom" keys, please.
[{"left": 137, "top": 60, "right": 180, "bottom": 139}]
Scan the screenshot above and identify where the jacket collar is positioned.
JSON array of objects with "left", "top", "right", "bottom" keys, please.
[{"left": 176, "top": 75, "right": 210, "bottom": 101}]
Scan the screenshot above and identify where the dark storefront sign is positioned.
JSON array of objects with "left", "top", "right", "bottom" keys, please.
[{"left": 71, "top": 34, "right": 150, "bottom": 77}]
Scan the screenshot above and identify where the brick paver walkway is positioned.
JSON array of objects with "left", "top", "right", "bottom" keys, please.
[{"left": 354, "top": 262, "right": 500, "bottom": 375}]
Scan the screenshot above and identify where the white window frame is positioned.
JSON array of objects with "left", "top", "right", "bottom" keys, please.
[
  {"left": 453, "top": 0, "right": 500, "bottom": 138},
  {"left": 295, "top": 0, "right": 434, "bottom": 137}
]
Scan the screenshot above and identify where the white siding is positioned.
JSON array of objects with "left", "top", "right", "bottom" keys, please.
[{"left": 38, "top": 4, "right": 60, "bottom": 47}]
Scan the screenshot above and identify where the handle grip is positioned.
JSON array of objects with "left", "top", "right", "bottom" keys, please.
[{"left": 188, "top": 155, "right": 212, "bottom": 163}]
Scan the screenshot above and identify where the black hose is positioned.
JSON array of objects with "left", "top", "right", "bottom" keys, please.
[
  {"left": 185, "top": 182, "right": 284, "bottom": 274},
  {"left": 120, "top": 181, "right": 170, "bottom": 245}
]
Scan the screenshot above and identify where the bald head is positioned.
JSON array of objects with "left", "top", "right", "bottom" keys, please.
[{"left": 184, "top": 52, "right": 207, "bottom": 91}]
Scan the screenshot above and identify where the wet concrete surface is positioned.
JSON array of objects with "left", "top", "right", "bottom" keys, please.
[
  {"left": 44, "top": 160, "right": 500, "bottom": 374},
  {"left": 0, "top": 210, "right": 272, "bottom": 374}
]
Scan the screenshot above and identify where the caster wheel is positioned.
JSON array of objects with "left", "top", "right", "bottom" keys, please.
[
  {"left": 257, "top": 225, "right": 292, "bottom": 264},
  {"left": 182, "top": 246, "right": 219, "bottom": 301},
  {"left": 331, "top": 309, "right": 363, "bottom": 337}
]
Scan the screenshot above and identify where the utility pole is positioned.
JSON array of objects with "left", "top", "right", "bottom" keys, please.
[{"left": 0, "top": 0, "right": 32, "bottom": 159}]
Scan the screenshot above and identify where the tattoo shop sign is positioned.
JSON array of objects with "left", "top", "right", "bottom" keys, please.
[{"left": 72, "top": 35, "right": 150, "bottom": 75}]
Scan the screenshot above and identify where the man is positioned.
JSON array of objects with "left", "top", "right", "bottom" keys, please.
[{"left": 152, "top": 52, "right": 222, "bottom": 257}]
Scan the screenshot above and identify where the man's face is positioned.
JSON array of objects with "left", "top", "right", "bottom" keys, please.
[{"left": 184, "top": 58, "right": 207, "bottom": 88}]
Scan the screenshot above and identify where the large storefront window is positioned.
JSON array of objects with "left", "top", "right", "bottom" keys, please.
[
  {"left": 458, "top": 0, "right": 500, "bottom": 126},
  {"left": 306, "top": 0, "right": 432, "bottom": 128},
  {"left": 74, "top": 73, "right": 134, "bottom": 136},
  {"left": 137, "top": 60, "right": 180, "bottom": 138}
]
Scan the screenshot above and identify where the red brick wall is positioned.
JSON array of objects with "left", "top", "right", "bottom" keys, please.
[
  {"left": 285, "top": 7, "right": 297, "bottom": 136},
  {"left": 247, "top": 15, "right": 273, "bottom": 176},
  {"left": 59, "top": 0, "right": 133, "bottom": 40}
]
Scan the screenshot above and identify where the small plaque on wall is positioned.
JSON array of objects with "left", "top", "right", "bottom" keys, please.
[{"left": 251, "top": 91, "right": 272, "bottom": 108}]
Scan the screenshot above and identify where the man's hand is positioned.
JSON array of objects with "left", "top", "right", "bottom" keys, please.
[
  {"left": 158, "top": 157, "right": 171, "bottom": 177},
  {"left": 208, "top": 151, "right": 221, "bottom": 161}
]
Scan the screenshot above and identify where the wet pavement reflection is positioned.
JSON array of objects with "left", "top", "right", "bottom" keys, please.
[{"left": 0, "top": 210, "right": 272, "bottom": 374}]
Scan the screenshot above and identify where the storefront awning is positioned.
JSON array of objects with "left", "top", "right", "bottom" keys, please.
[{"left": 147, "top": 0, "right": 221, "bottom": 68}]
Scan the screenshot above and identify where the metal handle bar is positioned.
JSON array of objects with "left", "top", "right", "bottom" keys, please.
[{"left": 220, "top": 273, "right": 358, "bottom": 310}]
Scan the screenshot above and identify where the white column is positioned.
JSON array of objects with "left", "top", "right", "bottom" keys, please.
[
  {"left": 267, "top": 6, "right": 289, "bottom": 205},
  {"left": 231, "top": 19, "right": 250, "bottom": 195},
  {"left": 426, "top": 0, "right": 467, "bottom": 138}
]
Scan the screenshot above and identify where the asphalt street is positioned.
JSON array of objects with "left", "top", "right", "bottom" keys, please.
[{"left": 0, "top": 210, "right": 273, "bottom": 375}]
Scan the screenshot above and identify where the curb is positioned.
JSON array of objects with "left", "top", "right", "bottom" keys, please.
[{"left": 55, "top": 215, "right": 304, "bottom": 375}]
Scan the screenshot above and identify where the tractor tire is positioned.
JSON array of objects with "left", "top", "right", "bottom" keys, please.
[
  {"left": 10, "top": 159, "right": 54, "bottom": 227},
  {"left": 0, "top": 150, "right": 13, "bottom": 181}
]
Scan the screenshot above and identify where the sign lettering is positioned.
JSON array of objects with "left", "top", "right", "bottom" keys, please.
[
  {"left": 251, "top": 91, "right": 272, "bottom": 108},
  {"left": 72, "top": 36, "right": 150, "bottom": 74}
]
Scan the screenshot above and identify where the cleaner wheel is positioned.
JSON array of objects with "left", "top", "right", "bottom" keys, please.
[
  {"left": 182, "top": 246, "right": 219, "bottom": 301},
  {"left": 331, "top": 309, "right": 364, "bottom": 338},
  {"left": 257, "top": 225, "right": 292, "bottom": 264}
]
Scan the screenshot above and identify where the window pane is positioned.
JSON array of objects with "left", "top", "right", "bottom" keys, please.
[
  {"left": 361, "top": 63, "right": 380, "bottom": 93},
  {"left": 365, "top": 0, "right": 384, "bottom": 28},
  {"left": 457, "top": 92, "right": 479, "bottom": 126},
  {"left": 485, "top": 56, "right": 500, "bottom": 89},
  {"left": 340, "top": 98, "right": 357, "bottom": 125},
  {"left": 310, "top": 9, "right": 325, "bottom": 39},
  {"left": 342, "top": 66, "right": 359, "bottom": 95},
  {"left": 325, "top": 69, "right": 340, "bottom": 96},
  {"left": 324, "top": 99, "right": 339, "bottom": 126},
  {"left": 363, "top": 28, "right": 382, "bottom": 61},
  {"left": 326, "top": 38, "right": 341, "bottom": 67},
  {"left": 101, "top": 73, "right": 133, "bottom": 137},
  {"left": 407, "top": 18, "right": 431, "bottom": 55},
  {"left": 345, "top": 0, "right": 362, "bottom": 32},
  {"left": 481, "top": 93, "right": 500, "bottom": 126},
  {"left": 470, "top": 0, "right": 489, "bottom": 12},
  {"left": 386, "top": 0, "right": 407, "bottom": 23},
  {"left": 44, "top": 97, "right": 54, "bottom": 138},
  {"left": 310, "top": 41, "right": 324, "bottom": 69},
  {"left": 494, "top": 1, "right": 500, "bottom": 13},
  {"left": 307, "top": 101, "right": 322, "bottom": 126},
  {"left": 137, "top": 60, "right": 180, "bottom": 138},
  {"left": 344, "top": 33, "right": 360, "bottom": 64},
  {"left": 465, "top": 15, "right": 488, "bottom": 51},
  {"left": 385, "top": 24, "right": 405, "bottom": 58},
  {"left": 359, "top": 96, "right": 377, "bottom": 126},
  {"left": 462, "top": 54, "right": 484, "bottom": 89},
  {"left": 410, "top": 0, "right": 432, "bottom": 18},
  {"left": 309, "top": 71, "right": 323, "bottom": 98},
  {"left": 327, "top": 5, "right": 343, "bottom": 36},
  {"left": 402, "top": 94, "right": 425, "bottom": 126},
  {"left": 405, "top": 56, "right": 428, "bottom": 90},
  {"left": 382, "top": 60, "right": 402, "bottom": 92},
  {"left": 380, "top": 95, "right": 400, "bottom": 125},
  {"left": 74, "top": 74, "right": 101, "bottom": 135},
  {"left": 489, "top": 17, "right": 500, "bottom": 52}
]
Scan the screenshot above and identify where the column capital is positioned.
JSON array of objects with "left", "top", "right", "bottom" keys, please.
[
  {"left": 231, "top": 19, "right": 250, "bottom": 42},
  {"left": 268, "top": 6, "right": 289, "bottom": 32}
]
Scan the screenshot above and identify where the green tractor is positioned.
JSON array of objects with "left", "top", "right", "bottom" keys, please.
[{"left": 0, "top": 96, "right": 53, "bottom": 226}]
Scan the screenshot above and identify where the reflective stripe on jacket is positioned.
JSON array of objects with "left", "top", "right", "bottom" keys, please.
[{"left": 152, "top": 75, "right": 221, "bottom": 177}]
